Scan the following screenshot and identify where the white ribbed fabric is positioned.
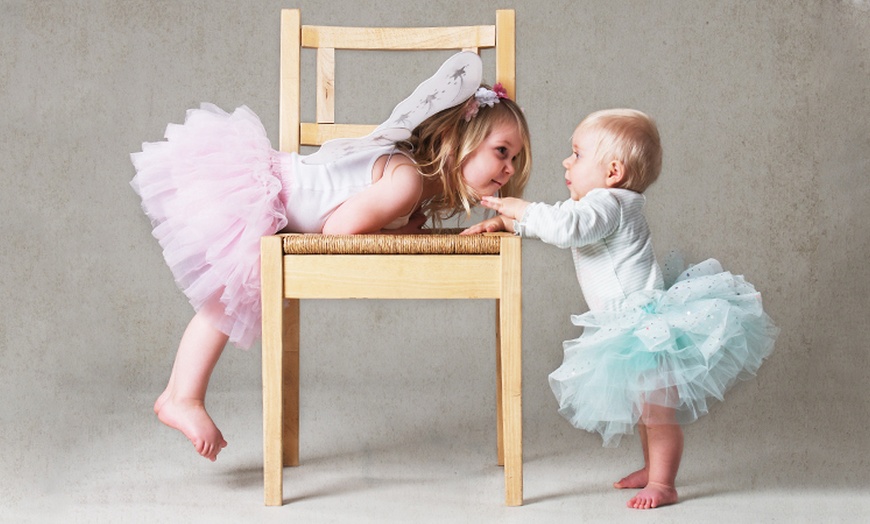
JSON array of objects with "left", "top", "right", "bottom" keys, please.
[
  {"left": 280, "top": 146, "right": 396, "bottom": 233},
  {"left": 514, "top": 188, "right": 663, "bottom": 311}
]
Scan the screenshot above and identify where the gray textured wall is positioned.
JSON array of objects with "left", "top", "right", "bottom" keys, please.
[{"left": 2, "top": 0, "right": 868, "bottom": 513}]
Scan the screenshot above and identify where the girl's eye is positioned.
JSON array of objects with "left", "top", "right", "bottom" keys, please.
[{"left": 496, "top": 146, "right": 508, "bottom": 156}]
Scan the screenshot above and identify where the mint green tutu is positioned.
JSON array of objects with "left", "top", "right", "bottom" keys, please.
[{"left": 549, "top": 259, "right": 778, "bottom": 447}]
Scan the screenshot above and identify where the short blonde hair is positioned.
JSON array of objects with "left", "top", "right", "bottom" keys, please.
[
  {"left": 577, "top": 109, "right": 662, "bottom": 193},
  {"left": 398, "top": 88, "right": 532, "bottom": 223}
]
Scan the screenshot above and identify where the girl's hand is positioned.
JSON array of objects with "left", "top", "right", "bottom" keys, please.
[
  {"left": 480, "top": 196, "right": 530, "bottom": 222},
  {"left": 460, "top": 215, "right": 513, "bottom": 235}
]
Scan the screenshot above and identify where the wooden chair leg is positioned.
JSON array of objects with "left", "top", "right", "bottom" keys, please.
[
  {"left": 495, "top": 300, "right": 505, "bottom": 466},
  {"left": 283, "top": 298, "right": 300, "bottom": 467},
  {"left": 261, "top": 236, "right": 285, "bottom": 506},
  {"left": 499, "top": 235, "right": 523, "bottom": 506}
]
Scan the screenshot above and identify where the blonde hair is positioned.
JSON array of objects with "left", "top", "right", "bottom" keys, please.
[
  {"left": 577, "top": 109, "right": 662, "bottom": 193},
  {"left": 397, "top": 87, "right": 532, "bottom": 224}
]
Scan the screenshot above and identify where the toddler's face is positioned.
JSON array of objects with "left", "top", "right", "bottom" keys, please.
[{"left": 563, "top": 128, "right": 610, "bottom": 200}]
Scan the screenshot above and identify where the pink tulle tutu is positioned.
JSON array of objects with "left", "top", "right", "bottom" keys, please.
[{"left": 131, "top": 104, "right": 288, "bottom": 349}]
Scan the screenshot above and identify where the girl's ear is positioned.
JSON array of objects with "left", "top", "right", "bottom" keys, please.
[{"left": 605, "top": 160, "right": 626, "bottom": 188}]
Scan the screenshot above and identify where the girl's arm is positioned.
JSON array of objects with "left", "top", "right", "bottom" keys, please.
[
  {"left": 379, "top": 211, "right": 429, "bottom": 234},
  {"left": 321, "top": 155, "right": 423, "bottom": 234}
]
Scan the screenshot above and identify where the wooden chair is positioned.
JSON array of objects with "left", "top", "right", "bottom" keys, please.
[{"left": 260, "top": 9, "right": 522, "bottom": 506}]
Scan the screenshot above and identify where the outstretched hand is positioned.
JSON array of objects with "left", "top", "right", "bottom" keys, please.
[
  {"left": 481, "top": 196, "right": 530, "bottom": 222},
  {"left": 461, "top": 196, "right": 531, "bottom": 235},
  {"left": 460, "top": 215, "right": 511, "bottom": 235}
]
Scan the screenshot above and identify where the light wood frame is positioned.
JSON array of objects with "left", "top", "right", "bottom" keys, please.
[{"left": 262, "top": 8, "right": 522, "bottom": 507}]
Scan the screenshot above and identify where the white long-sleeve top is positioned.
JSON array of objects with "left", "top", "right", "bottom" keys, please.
[{"left": 514, "top": 188, "right": 663, "bottom": 312}]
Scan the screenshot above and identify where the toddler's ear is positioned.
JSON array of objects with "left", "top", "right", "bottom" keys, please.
[{"left": 605, "top": 160, "right": 626, "bottom": 188}]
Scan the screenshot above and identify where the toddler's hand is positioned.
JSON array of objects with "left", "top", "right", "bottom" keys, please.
[
  {"left": 460, "top": 216, "right": 513, "bottom": 235},
  {"left": 481, "top": 196, "right": 529, "bottom": 221}
]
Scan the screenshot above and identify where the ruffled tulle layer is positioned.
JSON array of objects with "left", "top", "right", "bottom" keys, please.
[
  {"left": 549, "top": 259, "right": 778, "bottom": 447},
  {"left": 131, "top": 104, "right": 287, "bottom": 349}
]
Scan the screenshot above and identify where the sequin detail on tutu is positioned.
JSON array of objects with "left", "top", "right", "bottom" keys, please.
[
  {"left": 549, "top": 259, "right": 778, "bottom": 446},
  {"left": 131, "top": 104, "right": 287, "bottom": 349}
]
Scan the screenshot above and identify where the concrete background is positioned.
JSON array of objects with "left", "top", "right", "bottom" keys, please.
[{"left": 1, "top": 0, "right": 868, "bottom": 521}]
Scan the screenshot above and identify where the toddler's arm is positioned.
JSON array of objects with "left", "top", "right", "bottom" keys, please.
[{"left": 488, "top": 190, "right": 621, "bottom": 249}]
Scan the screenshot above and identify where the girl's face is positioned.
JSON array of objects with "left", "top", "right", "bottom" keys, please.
[
  {"left": 563, "top": 127, "right": 611, "bottom": 200},
  {"left": 461, "top": 121, "right": 523, "bottom": 197}
]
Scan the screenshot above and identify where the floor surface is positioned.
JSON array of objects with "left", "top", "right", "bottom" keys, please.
[{"left": 5, "top": 384, "right": 868, "bottom": 524}]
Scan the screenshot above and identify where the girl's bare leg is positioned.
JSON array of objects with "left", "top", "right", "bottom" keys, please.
[
  {"left": 154, "top": 309, "right": 229, "bottom": 461},
  {"left": 614, "top": 423, "right": 650, "bottom": 489},
  {"left": 627, "top": 403, "right": 682, "bottom": 509}
]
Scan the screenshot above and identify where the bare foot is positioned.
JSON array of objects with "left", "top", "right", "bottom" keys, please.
[
  {"left": 614, "top": 468, "right": 648, "bottom": 489},
  {"left": 153, "top": 389, "right": 170, "bottom": 415},
  {"left": 627, "top": 482, "right": 678, "bottom": 509},
  {"left": 156, "top": 397, "right": 227, "bottom": 461}
]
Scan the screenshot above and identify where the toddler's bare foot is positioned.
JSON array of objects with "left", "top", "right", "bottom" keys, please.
[
  {"left": 614, "top": 468, "right": 648, "bottom": 489},
  {"left": 627, "top": 481, "right": 678, "bottom": 509},
  {"left": 156, "top": 397, "right": 227, "bottom": 461}
]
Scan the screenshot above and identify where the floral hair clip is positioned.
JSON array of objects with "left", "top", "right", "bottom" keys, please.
[{"left": 463, "top": 82, "right": 510, "bottom": 122}]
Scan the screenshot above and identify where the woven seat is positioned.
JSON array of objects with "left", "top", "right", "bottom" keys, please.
[
  {"left": 281, "top": 231, "right": 502, "bottom": 254},
  {"left": 261, "top": 9, "right": 523, "bottom": 507}
]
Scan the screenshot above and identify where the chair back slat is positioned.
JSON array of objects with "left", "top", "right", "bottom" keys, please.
[
  {"left": 315, "top": 48, "right": 335, "bottom": 124},
  {"left": 302, "top": 25, "right": 496, "bottom": 50},
  {"left": 280, "top": 9, "right": 515, "bottom": 154}
]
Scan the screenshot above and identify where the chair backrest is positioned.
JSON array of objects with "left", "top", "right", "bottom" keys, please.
[{"left": 279, "top": 9, "right": 515, "bottom": 154}]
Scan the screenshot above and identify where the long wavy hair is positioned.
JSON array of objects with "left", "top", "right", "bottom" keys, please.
[{"left": 396, "top": 87, "right": 532, "bottom": 225}]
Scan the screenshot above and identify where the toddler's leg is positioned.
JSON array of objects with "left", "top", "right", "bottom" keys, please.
[
  {"left": 613, "top": 423, "right": 650, "bottom": 489},
  {"left": 154, "top": 308, "right": 229, "bottom": 461},
  {"left": 626, "top": 403, "right": 682, "bottom": 509}
]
